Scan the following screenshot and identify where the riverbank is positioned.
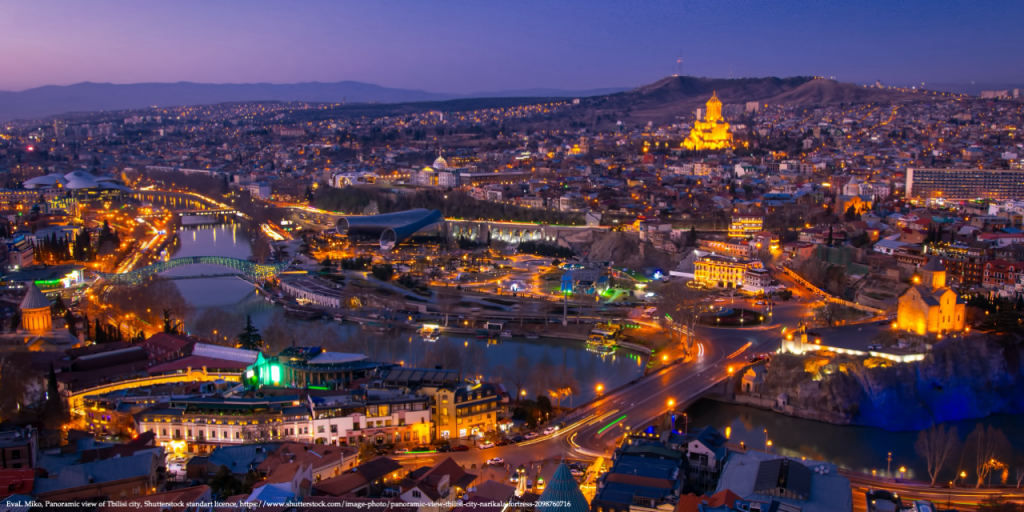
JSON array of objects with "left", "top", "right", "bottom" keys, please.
[{"left": 703, "top": 334, "right": 1024, "bottom": 432}]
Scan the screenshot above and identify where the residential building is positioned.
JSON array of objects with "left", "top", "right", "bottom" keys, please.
[
  {"left": 0, "top": 427, "right": 37, "bottom": 470},
  {"left": 907, "top": 168, "right": 1024, "bottom": 201},
  {"left": 694, "top": 255, "right": 764, "bottom": 289}
]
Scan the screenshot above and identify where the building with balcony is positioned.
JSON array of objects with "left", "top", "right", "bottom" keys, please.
[
  {"left": 310, "top": 389, "right": 431, "bottom": 447},
  {"left": 907, "top": 168, "right": 1024, "bottom": 201},
  {"left": 694, "top": 255, "right": 764, "bottom": 290},
  {"left": 135, "top": 395, "right": 311, "bottom": 455},
  {"left": 727, "top": 214, "right": 763, "bottom": 239},
  {"left": 419, "top": 382, "right": 507, "bottom": 441}
]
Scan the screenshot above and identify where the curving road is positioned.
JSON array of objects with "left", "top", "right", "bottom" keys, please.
[{"left": 392, "top": 299, "right": 811, "bottom": 472}]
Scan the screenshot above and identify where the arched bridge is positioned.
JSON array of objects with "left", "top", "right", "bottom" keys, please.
[{"left": 97, "top": 256, "right": 289, "bottom": 286}]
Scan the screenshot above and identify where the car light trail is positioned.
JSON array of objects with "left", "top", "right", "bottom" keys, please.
[
  {"left": 728, "top": 342, "right": 752, "bottom": 359},
  {"left": 597, "top": 414, "right": 628, "bottom": 435}
]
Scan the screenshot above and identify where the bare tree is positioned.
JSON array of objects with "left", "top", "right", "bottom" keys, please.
[
  {"left": 503, "top": 355, "right": 531, "bottom": 404},
  {"left": 812, "top": 302, "right": 841, "bottom": 328},
  {"left": 190, "top": 308, "right": 244, "bottom": 345},
  {"left": 436, "top": 288, "right": 459, "bottom": 327},
  {"left": 914, "top": 425, "right": 961, "bottom": 486},
  {"left": 964, "top": 424, "right": 1011, "bottom": 488},
  {"left": 657, "top": 286, "right": 709, "bottom": 358}
]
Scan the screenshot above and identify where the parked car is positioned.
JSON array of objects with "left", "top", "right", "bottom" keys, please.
[
  {"left": 496, "top": 439, "right": 512, "bottom": 446},
  {"left": 375, "top": 448, "right": 389, "bottom": 456},
  {"left": 487, "top": 457, "right": 505, "bottom": 466},
  {"left": 868, "top": 344, "right": 882, "bottom": 350},
  {"left": 478, "top": 442, "right": 495, "bottom": 449},
  {"left": 436, "top": 445, "right": 452, "bottom": 452},
  {"left": 394, "top": 448, "right": 409, "bottom": 454},
  {"left": 452, "top": 445, "right": 470, "bottom": 452},
  {"left": 542, "top": 426, "right": 559, "bottom": 435},
  {"left": 510, "top": 435, "right": 524, "bottom": 443},
  {"left": 523, "top": 432, "right": 539, "bottom": 440}
]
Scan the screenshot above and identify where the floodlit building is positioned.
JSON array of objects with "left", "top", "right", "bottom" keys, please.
[
  {"left": 682, "top": 93, "right": 734, "bottom": 151},
  {"left": 694, "top": 254, "right": 764, "bottom": 289},
  {"left": 896, "top": 257, "right": 965, "bottom": 336}
]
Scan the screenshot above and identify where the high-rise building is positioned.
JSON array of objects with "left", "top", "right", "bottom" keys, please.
[{"left": 907, "top": 168, "right": 1024, "bottom": 201}]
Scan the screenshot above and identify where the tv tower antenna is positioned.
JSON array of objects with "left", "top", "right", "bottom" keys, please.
[{"left": 674, "top": 53, "right": 683, "bottom": 77}]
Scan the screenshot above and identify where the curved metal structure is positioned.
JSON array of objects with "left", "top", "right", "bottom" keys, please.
[
  {"left": 98, "top": 256, "right": 289, "bottom": 286},
  {"left": 336, "top": 209, "right": 444, "bottom": 250}
]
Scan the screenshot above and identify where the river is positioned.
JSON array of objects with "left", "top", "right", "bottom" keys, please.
[
  {"left": 684, "top": 398, "right": 1024, "bottom": 482},
  {"left": 162, "top": 222, "right": 647, "bottom": 404}
]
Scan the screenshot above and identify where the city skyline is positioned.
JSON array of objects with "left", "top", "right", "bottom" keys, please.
[{"left": 2, "top": 0, "right": 1023, "bottom": 93}]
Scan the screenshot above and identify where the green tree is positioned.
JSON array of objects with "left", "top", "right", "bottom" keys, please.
[
  {"left": 235, "top": 315, "right": 264, "bottom": 351},
  {"left": 209, "top": 466, "right": 243, "bottom": 498},
  {"left": 44, "top": 363, "right": 66, "bottom": 429},
  {"left": 370, "top": 264, "right": 395, "bottom": 281}
]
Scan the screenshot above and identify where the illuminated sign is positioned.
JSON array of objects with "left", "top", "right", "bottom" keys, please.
[{"left": 270, "top": 365, "right": 280, "bottom": 384}]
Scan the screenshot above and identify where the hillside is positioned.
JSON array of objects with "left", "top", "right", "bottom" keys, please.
[
  {"left": 0, "top": 80, "right": 627, "bottom": 123},
  {"left": 574, "top": 76, "right": 923, "bottom": 126}
]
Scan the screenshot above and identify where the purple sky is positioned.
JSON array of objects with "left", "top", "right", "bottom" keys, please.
[{"left": 2, "top": 0, "right": 1022, "bottom": 93}]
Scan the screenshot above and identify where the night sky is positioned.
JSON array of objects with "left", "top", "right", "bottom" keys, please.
[{"left": 2, "top": 0, "right": 1021, "bottom": 92}]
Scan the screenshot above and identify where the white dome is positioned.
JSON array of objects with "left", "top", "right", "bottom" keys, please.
[
  {"left": 23, "top": 173, "right": 66, "bottom": 189},
  {"left": 433, "top": 156, "right": 448, "bottom": 169}
]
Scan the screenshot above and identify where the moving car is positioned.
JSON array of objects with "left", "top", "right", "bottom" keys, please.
[
  {"left": 487, "top": 457, "right": 505, "bottom": 465},
  {"left": 394, "top": 448, "right": 409, "bottom": 454},
  {"left": 542, "top": 426, "right": 559, "bottom": 435},
  {"left": 479, "top": 442, "right": 495, "bottom": 449},
  {"left": 523, "top": 432, "right": 539, "bottom": 440},
  {"left": 452, "top": 445, "right": 470, "bottom": 452}
]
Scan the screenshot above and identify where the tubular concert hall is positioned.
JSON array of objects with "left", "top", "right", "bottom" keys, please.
[{"left": 336, "top": 208, "right": 443, "bottom": 250}]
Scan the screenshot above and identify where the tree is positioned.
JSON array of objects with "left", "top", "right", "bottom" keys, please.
[
  {"left": 914, "top": 425, "right": 960, "bottom": 486},
  {"left": 812, "top": 302, "right": 841, "bottom": 328},
  {"left": 370, "top": 264, "right": 394, "bottom": 281},
  {"left": 977, "top": 495, "right": 1017, "bottom": 512},
  {"left": 436, "top": 288, "right": 459, "bottom": 327},
  {"left": 235, "top": 315, "right": 264, "bottom": 351},
  {"left": 657, "top": 286, "right": 709, "bottom": 359},
  {"left": 162, "top": 309, "right": 181, "bottom": 334},
  {"left": 44, "top": 363, "right": 66, "bottom": 429},
  {"left": 964, "top": 424, "right": 1011, "bottom": 488},
  {"left": 358, "top": 442, "right": 378, "bottom": 463},
  {"left": 826, "top": 225, "right": 834, "bottom": 247},
  {"left": 503, "top": 355, "right": 531, "bottom": 405},
  {"left": 687, "top": 226, "right": 698, "bottom": 247},
  {"left": 209, "top": 466, "right": 243, "bottom": 498}
]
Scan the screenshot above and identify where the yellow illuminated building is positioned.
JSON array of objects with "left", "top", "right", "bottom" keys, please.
[
  {"left": 694, "top": 254, "right": 763, "bottom": 289},
  {"left": 896, "top": 258, "right": 965, "bottom": 336},
  {"left": 683, "top": 92, "right": 734, "bottom": 151},
  {"left": 728, "top": 214, "right": 764, "bottom": 239}
]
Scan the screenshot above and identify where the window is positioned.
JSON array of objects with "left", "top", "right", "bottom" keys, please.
[
  {"left": 133, "top": 486, "right": 140, "bottom": 496},
  {"left": 174, "top": 429, "right": 180, "bottom": 438},
  {"left": 235, "top": 432, "right": 241, "bottom": 439},
  {"left": 187, "top": 429, "right": 192, "bottom": 437},
  {"left": 161, "top": 429, "right": 167, "bottom": 437},
  {"left": 412, "top": 491, "right": 422, "bottom": 498},
  {"left": 330, "top": 425, "right": 338, "bottom": 433},
  {"left": 318, "top": 426, "right": 326, "bottom": 433},
  {"left": 10, "top": 450, "right": 20, "bottom": 460}
]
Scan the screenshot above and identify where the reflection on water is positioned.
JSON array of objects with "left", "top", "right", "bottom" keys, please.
[
  {"left": 684, "top": 398, "right": 1024, "bottom": 481},
  {"left": 167, "top": 223, "right": 647, "bottom": 401}
]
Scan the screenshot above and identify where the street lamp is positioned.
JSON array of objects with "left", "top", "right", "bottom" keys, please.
[
  {"left": 764, "top": 429, "right": 768, "bottom": 451},
  {"left": 596, "top": 384, "right": 603, "bottom": 394},
  {"left": 667, "top": 398, "right": 675, "bottom": 409}
]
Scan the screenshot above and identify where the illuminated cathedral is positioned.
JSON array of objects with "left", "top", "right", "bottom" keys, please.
[{"left": 682, "top": 92, "right": 734, "bottom": 151}]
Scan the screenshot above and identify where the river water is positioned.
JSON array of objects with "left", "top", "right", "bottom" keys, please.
[
  {"left": 163, "top": 222, "right": 646, "bottom": 403},
  {"left": 684, "top": 399, "right": 1024, "bottom": 482}
]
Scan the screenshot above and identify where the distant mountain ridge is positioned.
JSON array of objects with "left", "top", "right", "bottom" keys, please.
[
  {"left": 0, "top": 80, "right": 629, "bottom": 123},
  {"left": 579, "top": 76, "right": 924, "bottom": 125}
]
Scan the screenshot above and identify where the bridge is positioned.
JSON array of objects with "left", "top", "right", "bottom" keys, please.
[
  {"left": 97, "top": 256, "right": 290, "bottom": 286},
  {"left": 67, "top": 367, "right": 241, "bottom": 413}
]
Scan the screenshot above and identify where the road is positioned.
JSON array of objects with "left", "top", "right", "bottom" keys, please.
[{"left": 392, "top": 298, "right": 809, "bottom": 470}]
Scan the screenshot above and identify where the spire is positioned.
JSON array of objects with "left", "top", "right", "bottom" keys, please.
[{"left": 536, "top": 462, "right": 590, "bottom": 512}]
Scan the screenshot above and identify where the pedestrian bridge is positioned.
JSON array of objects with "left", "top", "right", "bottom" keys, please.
[{"left": 97, "top": 256, "right": 290, "bottom": 286}]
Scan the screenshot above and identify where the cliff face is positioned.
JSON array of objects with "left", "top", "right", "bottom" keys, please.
[{"left": 760, "top": 336, "right": 1024, "bottom": 431}]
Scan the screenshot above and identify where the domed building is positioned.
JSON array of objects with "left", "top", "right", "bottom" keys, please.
[
  {"left": 22, "top": 171, "right": 130, "bottom": 201},
  {"left": 432, "top": 155, "right": 449, "bottom": 170},
  {"left": 20, "top": 283, "right": 52, "bottom": 334},
  {"left": 0, "top": 283, "right": 81, "bottom": 351},
  {"left": 682, "top": 92, "right": 734, "bottom": 151}
]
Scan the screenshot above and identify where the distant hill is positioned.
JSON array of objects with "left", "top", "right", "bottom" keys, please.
[
  {"left": 579, "top": 76, "right": 922, "bottom": 125},
  {"left": 0, "top": 81, "right": 629, "bottom": 123}
]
